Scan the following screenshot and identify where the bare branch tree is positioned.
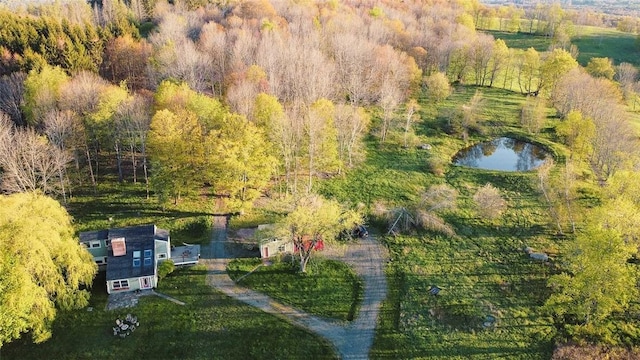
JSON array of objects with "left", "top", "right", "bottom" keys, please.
[
  {"left": 473, "top": 183, "right": 506, "bottom": 220},
  {"left": 0, "top": 72, "right": 26, "bottom": 126},
  {"left": 420, "top": 184, "right": 458, "bottom": 212},
  {"left": 0, "top": 113, "right": 71, "bottom": 198}
]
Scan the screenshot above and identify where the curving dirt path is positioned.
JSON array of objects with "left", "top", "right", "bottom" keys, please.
[{"left": 201, "top": 216, "right": 388, "bottom": 359}]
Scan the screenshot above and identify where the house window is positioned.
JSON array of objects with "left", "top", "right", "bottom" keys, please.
[
  {"left": 278, "top": 245, "right": 286, "bottom": 252},
  {"left": 133, "top": 250, "right": 141, "bottom": 267},
  {"left": 144, "top": 249, "right": 152, "bottom": 258},
  {"left": 96, "top": 258, "right": 104, "bottom": 265},
  {"left": 90, "top": 240, "right": 101, "bottom": 248},
  {"left": 158, "top": 253, "right": 167, "bottom": 259},
  {"left": 112, "top": 280, "right": 129, "bottom": 290},
  {"left": 104, "top": 240, "right": 111, "bottom": 247},
  {"left": 80, "top": 242, "right": 89, "bottom": 249},
  {"left": 144, "top": 257, "right": 152, "bottom": 266}
]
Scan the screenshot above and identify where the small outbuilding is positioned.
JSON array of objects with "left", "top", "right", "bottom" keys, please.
[{"left": 260, "top": 238, "right": 294, "bottom": 259}]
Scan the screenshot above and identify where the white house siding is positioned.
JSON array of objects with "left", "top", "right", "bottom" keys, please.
[
  {"left": 260, "top": 239, "right": 294, "bottom": 259},
  {"left": 107, "top": 275, "right": 156, "bottom": 294},
  {"left": 155, "top": 239, "right": 170, "bottom": 261}
]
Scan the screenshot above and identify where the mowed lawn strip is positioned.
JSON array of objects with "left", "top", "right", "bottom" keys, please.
[
  {"left": 228, "top": 257, "right": 363, "bottom": 322},
  {"left": 2, "top": 266, "right": 337, "bottom": 360}
]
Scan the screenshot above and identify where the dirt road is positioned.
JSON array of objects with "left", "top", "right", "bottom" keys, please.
[{"left": 201, "top": 215, "right": 388, "bottom": 359}]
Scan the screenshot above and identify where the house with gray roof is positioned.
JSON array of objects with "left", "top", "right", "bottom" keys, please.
[{"left": 80, "top": 225, "right": 200, "bottom": 294}]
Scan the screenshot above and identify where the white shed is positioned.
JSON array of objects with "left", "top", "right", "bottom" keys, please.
[{"left": 260, "top": 238, "right": 294, "bottom": 259}]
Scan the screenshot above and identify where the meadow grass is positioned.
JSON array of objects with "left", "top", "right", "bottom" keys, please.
[
  {"left": 319, "top": 86, "right": 563, "bottom": 358},
  {"left": 483, "top": 30, "right": 551, "bottom": 52},
  {"left": 1, "top": 266, "right": 337, "bottom": 360},
  {"left": 366, "top": 158, "right": 558, "bottom": 359},
  {"left": 572, "top": 26, "right": 640, "bottom": 67},
  {"left": 228, "top": 257, "right": 363, "bottom": 321}
]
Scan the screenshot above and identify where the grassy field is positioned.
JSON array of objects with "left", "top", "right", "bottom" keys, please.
[
  {"left": 228, "top": 257, "right": 363, "bottom": 321},
  {"left": 484, "top": 30, "right": 551, "bottom": 52},
  {"left": 1, "top": 266, "right": 337, "bottom": 360},
  {"left": 4, "top": 84, "right": 569, "bottom": 359},
  {"left": 572, "top": 26, "right": 640, "bottom": 67},
  {"left": 483, "top": 25, "right": 640, "bottom": 68},
  {"left": 319, "top": 86, "right": 564, "bottom": 359},
  {"left": 370, "top": 167, "right": 556, "bottom": 359}
]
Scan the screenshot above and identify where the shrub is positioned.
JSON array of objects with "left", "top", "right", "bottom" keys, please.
[{"left": 158, "top": 260, "right": 175, "bottom": 280}]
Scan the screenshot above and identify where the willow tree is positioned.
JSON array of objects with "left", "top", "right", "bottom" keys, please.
[{"left": 0, "top": 192, "right": 97, "bottom": 346}]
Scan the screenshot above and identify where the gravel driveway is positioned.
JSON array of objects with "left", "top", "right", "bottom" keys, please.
[{"left": 202, "top": 215, "right": 388, "bottom": 359}]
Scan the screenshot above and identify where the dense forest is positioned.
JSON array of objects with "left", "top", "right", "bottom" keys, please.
[{"left": 3, "top": 0, "right": 640, "bottom": 358}]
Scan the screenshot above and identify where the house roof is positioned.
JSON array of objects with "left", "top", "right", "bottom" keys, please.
[
  {"left": 79, "top": 225, "right": 169, "bottom": 281},
  {"left": 79, "top": 229, "right": 109, "bottom": 243}
]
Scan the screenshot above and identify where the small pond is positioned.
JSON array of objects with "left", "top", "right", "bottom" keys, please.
[{"left": 452, "top": 137, "right": 549, "bottom": 172}]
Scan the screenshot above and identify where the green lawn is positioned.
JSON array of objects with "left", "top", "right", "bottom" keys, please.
[
  {"left": 228, "top": 257, "right": 363, "bottom": 321},
  {"left": 483, "top": 31, "right": 551, "bottom": 52},
  {"left": 67, "top": 179, "right": 214, "bottom": 245},
  {"left": 2, "top": 266, "right": 337, "bottom": 360},
  {"left": 484, "top": 26, "right": 640, "bottom": 73},
  {"left": 572, "top": 26, "right": 640, "bottom": 67}
]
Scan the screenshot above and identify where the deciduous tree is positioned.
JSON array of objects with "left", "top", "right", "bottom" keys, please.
[
  {"left": 545, "top": 225, "right": 637, "bottom": 342},
  {"left": 307, "top": 99, "right": 341, "bottom": 188},
  {"left": 101, "top": 34, "right": 152, "bottom": 90},
  {"left": 0, "top": 114, "right": 70, "bottom": 197},
  {"left": 555, "top": 110, "right": 595, "bottom": 163},
  {"left": 585, "top": 57, "right": 615, "bottom": 80},
  {"left": 473, "top": 183, "right": 506, "bottom": 220},
  {"left": 0, "top": 192, "right": 96, "bottom": 346},
  {"left": 0, "top": 72, "right": 26, "bottom": 126},
  {"left": 204, "top": 114, "right": 278, "bottom": 210},
  {"left": 275, "top": 195, "right": 362, "bottom": 273},
  {"left": 539, "top": 48, "right": 578, "bottom": 94},
  {"left": 520, "top": 95, "right": 547, "bottom": 134},
  {"left": 334, "top": 103, "right": 370, "bottom": 169},
  {"left": 516, "top": 47, "right": 541, "bottom": 95},
  {"left": 147, "top": 109, "right": 204, "bottom": 205},
  {"left": 22, "top": 65, "right": 69, "bottom": 127},
  {"left": 424, "top": 72, "right": 451, "bottom": 103}
]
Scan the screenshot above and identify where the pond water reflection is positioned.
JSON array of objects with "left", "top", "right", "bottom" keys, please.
[{"left": 452, "top": 137, "right": 549, "bottom": 171}]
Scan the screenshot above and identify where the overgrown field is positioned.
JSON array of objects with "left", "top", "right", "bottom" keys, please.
[
  {"left": 320, "top": 86, "right": 565, "bottom": 358},
  {"left": 371, "top": 167, "right": 557, "bottom": 359},
  {"left": 1, "top": 266, "right": 336, "bottom": 359}
]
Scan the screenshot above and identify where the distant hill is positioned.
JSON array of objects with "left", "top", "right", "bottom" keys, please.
[{"left": 481, "top": 0, "right": 640, "bottom": 16}]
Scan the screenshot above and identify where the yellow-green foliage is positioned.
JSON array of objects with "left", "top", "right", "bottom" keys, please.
[
  {"left": 0, "top": 192, "right": 97, "bottom": 346},
  {"left": 154, "top": 80, "right": 227, "bottom": 131},
  {"left": 22, "top": 64, "right": 69, "bottom": 126}
]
